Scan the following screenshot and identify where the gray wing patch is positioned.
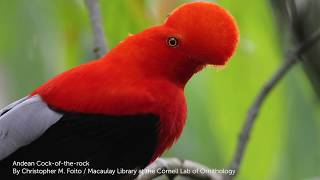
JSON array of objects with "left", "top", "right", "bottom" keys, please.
[
  {"left": 0, "top": 95, "right": 63, "bottom": 160},
  {"left": 0, "top": 96, "right": 29, "bottom": 116}
]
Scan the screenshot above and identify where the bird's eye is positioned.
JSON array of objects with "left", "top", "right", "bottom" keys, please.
[{"left": 167, "top": 37, "right": 179, "bottom": 47}]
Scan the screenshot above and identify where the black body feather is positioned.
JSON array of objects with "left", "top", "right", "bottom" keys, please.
[{"left": 0, "top": 112, "right": 159, "bottom": 180}]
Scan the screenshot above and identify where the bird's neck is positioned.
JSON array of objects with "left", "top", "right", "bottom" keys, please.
[{"left": 102, "top": 46, "right": 204, "bottom": 89}]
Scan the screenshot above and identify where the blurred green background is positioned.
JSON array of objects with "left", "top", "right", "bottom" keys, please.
[{"left": 0, "top": 0, "right": 319, "bottom": 179}]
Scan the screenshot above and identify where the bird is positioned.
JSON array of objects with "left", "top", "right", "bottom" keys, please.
[{"left": 0, "top": 2, "right": 238, "bottom": 180}]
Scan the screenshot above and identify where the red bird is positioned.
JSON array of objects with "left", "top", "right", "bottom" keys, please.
[{"left": 0, "top": 2, "right": 238, "bottom": 179}]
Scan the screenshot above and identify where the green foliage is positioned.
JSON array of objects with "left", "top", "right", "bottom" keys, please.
[{"left": 0, "top": 0, "right": 319, "bottom": 179}]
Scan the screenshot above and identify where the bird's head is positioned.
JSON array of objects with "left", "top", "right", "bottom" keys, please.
[
  {"left": 165, "top": 2, "right": 239, "bottom": 66},
  {"left": 106, "top": 2, "right": 239, "bottom": 86}
]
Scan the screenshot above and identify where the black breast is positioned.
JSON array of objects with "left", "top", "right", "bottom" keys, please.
[{"left": 0, "top": 112, "right": 159, "bottom": 180}]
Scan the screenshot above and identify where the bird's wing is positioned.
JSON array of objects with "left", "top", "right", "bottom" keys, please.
[
  {"left": 0, "top": 95, "right": 62, "bottom": 160},
  {"left": 0, "top": 95, "right": 159, "bottom": 179}
]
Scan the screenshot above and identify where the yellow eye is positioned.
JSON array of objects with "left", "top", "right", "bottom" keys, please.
[{"left": 167, "top": 37, "right": 179, "bottom": 47}]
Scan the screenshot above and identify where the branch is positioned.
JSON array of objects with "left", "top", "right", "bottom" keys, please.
[
  {"left": 228, "top": 27, "right": 320, "bottom": 178},
  {"left": 136, "top": 158, "right": 225, "bottom": 180},
  {"left": 136, "top": 28, "right": 320, "bottom": 180},
  {"left": 85, "top": 0, "right": 108, "bottom": 58}
]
